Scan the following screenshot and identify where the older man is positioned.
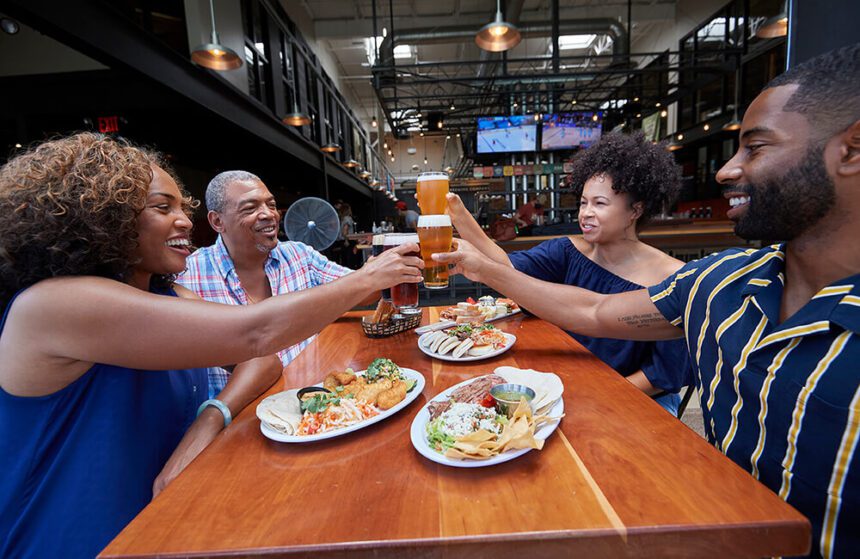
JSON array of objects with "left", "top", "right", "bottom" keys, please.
[
  {"left": 178, "top": 171, "right": 372, "bottom": 394},
  {"left": 436, "top": 44, "right": 860, "bottom": 558}
]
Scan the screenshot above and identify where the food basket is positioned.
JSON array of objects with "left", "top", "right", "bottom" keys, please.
[{"left": 361, "top": 313, "right": 422, "bottom": 338}]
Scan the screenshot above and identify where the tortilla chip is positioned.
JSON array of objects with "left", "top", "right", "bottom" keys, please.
[
  {"left": 494, "top": 367, "right": 564, "bottom": 412},
  {"left": 446, "top": 399, "right": 557, "bottom": 460}
]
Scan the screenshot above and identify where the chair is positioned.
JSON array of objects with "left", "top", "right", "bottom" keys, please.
[{"left": 677, "top": 385, "right": 696, "bottom": 419}]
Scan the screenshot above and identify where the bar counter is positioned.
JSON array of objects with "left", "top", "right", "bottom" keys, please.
[
  {"left": 495, "top": 220, "right": 746, "bottom": 253},
  {"left": 101, "top": 308, "right": 809, "bottom": 558}
]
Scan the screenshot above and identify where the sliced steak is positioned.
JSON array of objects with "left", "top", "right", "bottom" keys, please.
[{"left": 428, "top": 374, "right": 506, "bottom": 420}]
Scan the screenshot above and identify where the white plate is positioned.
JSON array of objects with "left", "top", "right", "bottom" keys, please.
[
  {"left": 417, "top": 332, "right": 516, "bottom": 362},
  {"left": 259, "top": 368, "right": 425, "bottom": 443},
  {"left": 414, "top": 309, "right": 522, "bottom": 335},
  {"left": 410, "top": 376, "right": 564, "bottom": 468}
]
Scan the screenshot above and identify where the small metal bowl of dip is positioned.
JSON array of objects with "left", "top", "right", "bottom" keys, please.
[
  {"left": 490, "top": 383, "right": 536, "bottom": 417},
  {"left": 296, "top": 386, "right": 332, "bottom": 407}
]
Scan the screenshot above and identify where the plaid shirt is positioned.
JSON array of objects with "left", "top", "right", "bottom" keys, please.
[{"left": 176, "top": 236, "right": 351, "bottom": 396}]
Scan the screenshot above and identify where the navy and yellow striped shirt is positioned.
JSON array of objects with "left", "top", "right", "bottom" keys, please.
[{"left": 648, "top": 244, "right": 860, "bottom": 559}]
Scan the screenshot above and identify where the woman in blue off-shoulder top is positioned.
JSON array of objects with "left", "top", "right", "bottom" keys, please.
[{"left": 445, "top": 132, "right": 693, "bottom": 414}]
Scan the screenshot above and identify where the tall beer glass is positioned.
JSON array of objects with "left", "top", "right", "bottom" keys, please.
[
  {"left": 371, "top": 234, "right": 391, "bottom": 301},
  {"left": 416, "top": 172, "right": 449, "bottom": 215},
  {"left": 417, "top": 215, "right": 453, "bottom": 289},
  {"left": 383, "top": 233, "right": 420, "bottom": 314}
]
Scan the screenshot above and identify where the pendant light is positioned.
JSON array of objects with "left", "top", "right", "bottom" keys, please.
[
  {"left": 191, "top": 0, "right": 242, "bottom": 71},
  {"left": 283, "top": 92, "right": 311, "bottom": 126},
  {"left": 755, "top": 3, "right": 788, "bottom": 39},
  {"left": 282, "top": 105, "right": 311, "bottom": 127},
  {"left": 722, "top": 68, "right": 742, "bottom": 131},
  {"left": 475, "top": 0, "right": 521, "bottom": 52}
]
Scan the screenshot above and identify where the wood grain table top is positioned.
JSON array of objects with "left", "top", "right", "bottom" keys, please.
[{"left": 100, "top": 308, "right": 809, "bottom": 559}]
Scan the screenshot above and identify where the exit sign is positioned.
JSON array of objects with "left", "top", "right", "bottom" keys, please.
[{"left": 98, "top": 116, "right": 120, "bottom": 133}]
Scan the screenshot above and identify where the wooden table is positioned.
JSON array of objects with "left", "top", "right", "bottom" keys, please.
[{"left": 101, "top": 309, "right": 809, "bottom": 558}]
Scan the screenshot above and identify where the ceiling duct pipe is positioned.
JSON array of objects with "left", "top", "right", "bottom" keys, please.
[{"left": 375, "top": 18, "right": 628, "bottom": 82}]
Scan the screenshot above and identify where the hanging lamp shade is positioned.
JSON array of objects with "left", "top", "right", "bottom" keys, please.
[
  {"left": 475, "top": 1, "right": 521, "bottom": 52},
  {"left": 722, "top": 67, "right": 742, "bottom": 132},
  {"left": 283, "top": 104, "right": 311, "bottom": 126},
  {"left": 321, "top": 143, "right": 342, "bottom": 153},
  {"left": 756, "top": 14, "right": 788, "bottom": 39},
  {"left": 344, "top": 159, "right": 360, "bottom": 168},
  {"left": 191, "top": 0, "right": 242, "bottom": 70},
  {"left": 722, "top": 119, "right": 742, "bottom": 131},
  {"left": 666, "top": 142, "right": 683, "bottom": 152}
]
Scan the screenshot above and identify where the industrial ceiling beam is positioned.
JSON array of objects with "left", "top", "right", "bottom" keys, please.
[{"left": 312, "top": 3, "right": 676, "bottom": 38}]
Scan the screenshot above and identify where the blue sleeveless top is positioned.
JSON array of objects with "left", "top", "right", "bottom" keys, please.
[
  {"left": 509, "top": 237, "right": 693, "bottom": 392},
  {"left": 0, "top": 287, "right": 209, "bottom": 559}
]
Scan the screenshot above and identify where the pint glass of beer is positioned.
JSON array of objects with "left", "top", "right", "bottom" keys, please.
[
  {"left": 417, "top": 215, "right": 453, "bottom": 289},
  {"left": 372, "top": 234, "right": 391, "bottom": 301},
  {"left": 416, "top": 172, "right": 449, "bottom": 215},
  {"left": 383, "top": 233, "right": 421, "bottom": 314}
]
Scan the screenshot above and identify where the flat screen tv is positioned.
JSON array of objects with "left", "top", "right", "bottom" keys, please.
[
  {"left": 476, "top": 115, "right": 537, "bottom": 153},
  {"left": 540, "top": 112, "right": 603, "bottom": 151}
]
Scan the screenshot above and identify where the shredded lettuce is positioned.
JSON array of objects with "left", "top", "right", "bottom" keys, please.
[{"left": 426, "top": 417, "right": 456, "bottom": 452}]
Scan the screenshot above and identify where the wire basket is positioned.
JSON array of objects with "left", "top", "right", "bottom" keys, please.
[{"left": 361, "top": 313, "right": 422, "bottom": 338}]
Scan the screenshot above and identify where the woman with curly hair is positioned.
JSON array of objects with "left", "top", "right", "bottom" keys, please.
[
  {"left": 441, "top": 132, "right": 692, "bottom": 414},
  {"left": 0, "top": 133, "right": 422, "bottom": 559}
]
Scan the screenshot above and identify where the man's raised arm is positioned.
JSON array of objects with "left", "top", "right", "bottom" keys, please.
[{"left": 433, "top": 238, "right": 683, "bottom": 341}]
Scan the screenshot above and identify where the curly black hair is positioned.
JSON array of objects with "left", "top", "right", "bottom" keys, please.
[
  {"left": 0, "top": 132, "right": 198, "bottom": 308},
  {"left": 566, "top": 131, "right": 681, "bottom": 229}
]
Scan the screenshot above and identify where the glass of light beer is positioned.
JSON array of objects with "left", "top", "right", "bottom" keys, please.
[
  {"left": 417, "top": 215, "right": 453, "bottom": 289},
  {"left": 383, "top": 233, "right": 421, "bottom": 315},
  {"left": 416, "top": 172, "right": 449, "bottom": 215}
]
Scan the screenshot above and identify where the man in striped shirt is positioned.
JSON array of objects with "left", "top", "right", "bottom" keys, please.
[
  {"left": 436, "top": 44, "right": 860, "bottom": 558},
  {"left": 177, "top": 171, "right": 372, "bottom": 395}
]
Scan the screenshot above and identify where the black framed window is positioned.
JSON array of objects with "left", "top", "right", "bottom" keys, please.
[{"left": 241, "top": 0, "right": 271, "bottom": 107}]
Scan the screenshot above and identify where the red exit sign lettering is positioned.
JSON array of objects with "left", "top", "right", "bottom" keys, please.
[{"left": 98, "top": 116, "right": 120, "bottom": 133}]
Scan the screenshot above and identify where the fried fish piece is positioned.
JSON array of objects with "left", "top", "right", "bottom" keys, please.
[
  {"left": 334, "top": 371, "right": 356, "bottom": 385},
  {"left": 377, "top": 380, "right": 407, "bottom": 410},
  {"left": 356, "top": 378, "right": 393, "bottom": 405},
  {"left": 338, "top": 377, "right": 366, "bottom": 399},
  {"left": 323, "top": 374, "right": 339, "bottom": 392}
]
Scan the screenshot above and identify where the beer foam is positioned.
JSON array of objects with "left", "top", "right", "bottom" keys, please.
[
  {"left": 417, "top": 172, "right": 450, "bottom": 182},
  {"left": 384, "top": 233, "right": 419, "bottom": 245},
  {"left": 417, "top": 214, "right": 452, "bottom": 227}
]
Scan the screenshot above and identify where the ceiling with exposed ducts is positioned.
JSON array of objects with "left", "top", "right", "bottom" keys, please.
[{"left": 289, "top": 0, "right": 696, "bottom": 136}]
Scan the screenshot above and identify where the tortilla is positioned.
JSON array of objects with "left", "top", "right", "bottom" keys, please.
[
  {"left": 437, "top": 336, "right": 462, "bottom": 355},
  {"left": 452, "top": 339, "right": 474, "bottom": 358},
  {"left": 256, "top": 389, "right": 302, "bottom": 435},
  {"left": 430, "top": 333, "right": 449, "bottom": 353},
  {"left": 467, "top": 344, "right": 493, "bottom": 356},
  {"left": 422, "top": 331, "right": 442, "bottom": 349},
  {"left": 494, "top": 366, "right": 564, "bottom": 413}
]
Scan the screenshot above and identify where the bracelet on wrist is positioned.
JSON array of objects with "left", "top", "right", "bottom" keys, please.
[{"left": 196, "top": 399, "right": 232, "bottom": 428}]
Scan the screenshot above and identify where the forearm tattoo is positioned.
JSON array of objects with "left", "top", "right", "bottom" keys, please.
[{"left": 617, "top": 312, "right": 665, "bottom": 329}]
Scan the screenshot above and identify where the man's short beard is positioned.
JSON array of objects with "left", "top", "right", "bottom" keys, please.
[
  {"left": 255, "top": 242, "right": 274, "bottom": 253},
  {"left": 733, "top": 143, "right": 835, "bottom": 241}
]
